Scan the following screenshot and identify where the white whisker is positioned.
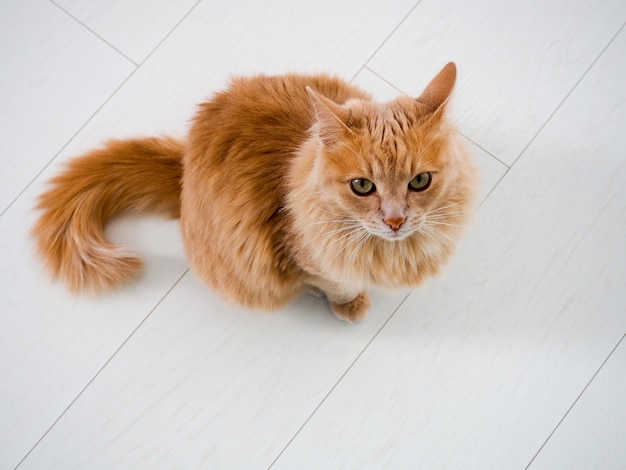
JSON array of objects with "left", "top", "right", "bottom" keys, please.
[
  {"left": 309, "top": 204, "right": 347, "bottom": 218},
  {"left": 426, "top": 211, "right": 466, "bottom": 220},
  {"left": 327, "top": 230, "right": 366, "bottom": 265},
  {"left": 303, "top": 218, "right": 360, "bottom": 229},
  {"left": 337, "top": 141, "right": 368, "bottom": 167},
  {"left": 346, "top": 232, "right": 373, "bottom": 266},
  {"left": 424, "top": 220, "right": 471, "bottom": 230},
  {"left": 427, "top": 200, "right": 465, "bottom": 215},
  {"left": 309, "top": 223, "right": 359, "bottom": 245},
  {"left": 424, "top": 212, "right": 464, "bottom": 222},
  {"left": 416, "top": 225, "right": 438, "bottom": 242},
  {"left": 420, "top": 224, "right": 457, "bottom": 243},
  {"left": 324, "top": 225, "right": 364, "bottom": 250}
]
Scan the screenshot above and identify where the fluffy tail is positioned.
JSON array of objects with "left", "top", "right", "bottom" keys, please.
[{"left": 32, "top": 137, "right": 184, "bottom": 292}]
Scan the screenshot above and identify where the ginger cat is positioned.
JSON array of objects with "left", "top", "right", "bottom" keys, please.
[{"left": 33, "top": 62, "right": 476, "bottom": 322}]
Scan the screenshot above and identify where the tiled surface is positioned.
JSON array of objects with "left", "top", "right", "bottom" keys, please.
[
  {"left": 529, "top": 337, "right": 626, "bottom": 469},
  {"left": 368, "top": 0, "right": 626, "bottom": 165},
  {"left": 272, "top": 26, "right": 626, "bottom": 468},
  {"left": 1, "top": 0, "right": 624, "bottom": 468},
  {"left": 18, "top": 280, "right": 409, "bottom": 469},
  {"left": 0, "top": 0, "right": 134, "bottom": 214},
  {"left": 52, "top": 0, "right": 199, "bottom": 64}
]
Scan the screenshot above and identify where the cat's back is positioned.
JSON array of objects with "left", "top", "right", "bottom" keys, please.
[
  {"left": 186, "top": 74, "right": 369, "bottom": 166},
  {"left": 214, "top": 72, "right": 369, "bottom": 122}
]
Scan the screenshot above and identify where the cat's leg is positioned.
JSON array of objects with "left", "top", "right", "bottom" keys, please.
[
  {"left": 329, "top": 292, "right": 371, "bottom": 323},
  {"left": 307, "top": 278, "right": 371, "bottom": 322}
]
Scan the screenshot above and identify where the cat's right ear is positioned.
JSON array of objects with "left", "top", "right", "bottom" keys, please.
[
  {"left": 306, "top": 87, "right": 352, "bottom": 145},
  {"left": 415, "top": 62, "right": 457, "bottom": 114}
]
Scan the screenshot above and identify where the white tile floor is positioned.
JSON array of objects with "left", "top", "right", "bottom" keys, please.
[{"left": 1, "top": 0, "right": 624, "bottom": 468}]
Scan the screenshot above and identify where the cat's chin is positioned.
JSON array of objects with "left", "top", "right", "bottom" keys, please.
[{"left": 373, "top": 229, "right": 413, "bottom": 242}]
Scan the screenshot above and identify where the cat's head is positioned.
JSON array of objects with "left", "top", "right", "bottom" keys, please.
[{"left": 298, "top": 62, "right": 474, "bottom": 246}]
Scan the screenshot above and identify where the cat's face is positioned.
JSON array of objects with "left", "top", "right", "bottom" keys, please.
[
  {"left": 288, "top": 63, "right": 474, "bottom": 288},
  {"left": 314, "top": 98, "right": 461, "bottom": 243},
  {"left": 297, "top": 63, "right": 470, "bottom": 247}
]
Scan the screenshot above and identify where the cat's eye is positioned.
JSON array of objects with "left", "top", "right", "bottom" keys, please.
[
  {"left": 351, "top": 178, "right": 376, "bottom": 196},
  {"left": 408, "top": 172, "right": 432, "bottom": 192}
]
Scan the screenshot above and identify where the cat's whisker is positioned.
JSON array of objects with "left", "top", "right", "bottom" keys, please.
[
  {"left": 308, "top": 204, "right": 351, "bottom": 219},
  {"left": 311, "top": 224, "right": 360, "bottom": 244},
  {"left": 427, "top": 200, "right": 465, "bottom": 215},
  {"left": 317, "top": 226, "right": 356, "bottom": 238},
  {"left": 413, "top": 127, "right": 457, "bottom": 162},
  {"left": 337, "top": 141, "right": 368, "bottom": 167},
  {"left": 347, "top": 232, "right": 374, "bottom": 266},
  {"left": 420, "top": 223, "right": 457, "bottom": 243},
  {"left": 426, "top": 211, "right": 466, "bottom": 219},
  {"left": 416, "top": 225, "right": 438, "bottom": 242},
  {"left": 324, "top": 225, "right": 363, "bottom": 239},
  {"left": 425, "top": 211, "right": 468, "bottom": 224},
  {"left": 414, "top": 138, "right": 439, "bottom": 161},
  {"left": 328, "top": 227, "right": 370, "bottom": 265},
  {"left": 323, "top": 224, "right": 364, "bottom": 251},
  {"left": 424, "top": 220, "right": 471, "bottom": 230},
  {"left": 303, "top": 218, "right": 360, "bottom": 229}
]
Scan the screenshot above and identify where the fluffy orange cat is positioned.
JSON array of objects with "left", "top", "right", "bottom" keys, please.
[{"left": 33, "top": 62, "right": 476, "bottom": 322}]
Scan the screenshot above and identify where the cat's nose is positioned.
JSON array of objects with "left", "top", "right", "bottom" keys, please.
[{"left": 384, "top": 215, "right": 406, "bottom": 231}]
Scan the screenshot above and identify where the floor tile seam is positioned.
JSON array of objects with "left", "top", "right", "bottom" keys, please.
[
  {"left": 459, "top": 133, "right": 509, "bottom": 169},
  {"left": 131, "top": 0, "right": 203, "bottom": 68},
  {"left": 350, "top": 0, "right": 424, "bottom": 82},
  {"left": 476, "top": 167, "right": 509, "bottom": 211},
  {"left": 459, "top": 131, "right": 510, "bottom": 208},
  {"left": 361, "top": 65, "right": 407, "bottom": 96},
  {"left": 524, "top": 332, "right": 626, "bottom": 470},
  {"left": 267, "top": 292, "right": 412, "bottom": 469},
  {"left": 478, "top": 21, "right": 625, "bottom": 213},
  {"left": 509, "top": 21, "right": 626, "bottom": 172},
  {"left": 48, "top": 0, "right": 138, "bottom": 65},
  {"left": 13, "top": 269, "right": 190, "bottom": 470}
]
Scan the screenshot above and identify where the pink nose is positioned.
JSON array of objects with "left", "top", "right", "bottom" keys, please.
[{"left": 384, "top": 215, "right": 406, "bottom": 231}]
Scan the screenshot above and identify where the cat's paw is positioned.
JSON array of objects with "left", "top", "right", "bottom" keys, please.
[{"left": 330, "top": 292, "right": 371, "bottom": 323}]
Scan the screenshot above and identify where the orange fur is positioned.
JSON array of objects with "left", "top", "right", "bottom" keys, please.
[
  {"left": 33, "top": 137, "right": 183, "bottom": 292},
  {"left": 33, "top": 63, "right": 477, "bottom": 321}
]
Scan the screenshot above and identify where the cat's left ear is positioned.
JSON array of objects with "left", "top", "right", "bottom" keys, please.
[
  {"left": 306, "top": 87, "right": 352, "bottom": 145},
  {"left": 415, "top": 62, "right": 457, "bottom": 114}
]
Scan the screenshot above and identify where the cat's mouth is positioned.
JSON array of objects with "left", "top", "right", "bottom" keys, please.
[
  {"left": 385, "top": 230, "right": 412, "bottom": 241},
  {"left": 368, "top": 226, "right": 414, "bottom": 242}
]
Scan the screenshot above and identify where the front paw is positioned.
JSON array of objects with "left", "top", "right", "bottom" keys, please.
[{"left": 329, "top": 292, "right": 371, "bottom": 323}]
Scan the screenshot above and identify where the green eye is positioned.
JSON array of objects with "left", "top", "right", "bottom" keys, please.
[
  {"left": 409, "top": 172, "right": 432, "bottom": 191},
  {"left": 351, "top": 178, "right": 376, "bottom": 195}
]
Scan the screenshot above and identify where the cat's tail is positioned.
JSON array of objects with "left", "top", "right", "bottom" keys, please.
[{"left": 32, "top": 137, "right": 184, "bottom": 292}]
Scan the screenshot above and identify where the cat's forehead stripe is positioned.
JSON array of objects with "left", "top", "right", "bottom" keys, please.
[
  {"left": 365, "top": 106, "right": 416, "bottom": 154},
  {"left": 359, "top": 107, "right": 415, "bottom": 176}
]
